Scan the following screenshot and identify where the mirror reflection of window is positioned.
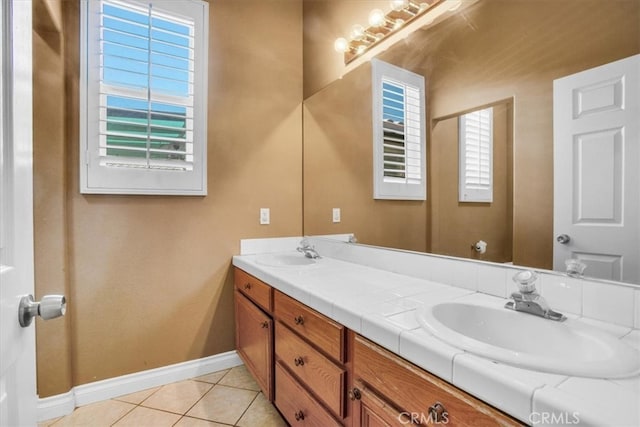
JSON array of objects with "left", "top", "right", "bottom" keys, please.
[
  {"left": 459, "top": 108, "right": 493, "bottom": 203},
  {"left": 372, "top": 58, "right": 426, "bottom": 201}
]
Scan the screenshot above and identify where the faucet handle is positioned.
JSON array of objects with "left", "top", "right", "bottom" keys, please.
[{"left": 512, "top": 270, "right": 538, "bottom": 293}]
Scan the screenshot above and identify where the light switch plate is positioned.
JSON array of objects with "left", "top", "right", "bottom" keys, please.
[
  {"left": 260, "top": 208, "right": 270, "bottom": 225},
  {"left": 332, "top": 208, "right": 341, "bottom": 223}
]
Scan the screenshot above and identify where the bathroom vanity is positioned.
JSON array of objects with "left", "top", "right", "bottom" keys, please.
[
  {"left": 233, "top": 237, "right": 640, "bottom": 426},
  {"left": 235, "top": 267, "right": 519, "bottom": 426}
]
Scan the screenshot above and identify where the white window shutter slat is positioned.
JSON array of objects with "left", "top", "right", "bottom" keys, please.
[{"left": 459, "top": 107, "right": 493, "bottom": 202}]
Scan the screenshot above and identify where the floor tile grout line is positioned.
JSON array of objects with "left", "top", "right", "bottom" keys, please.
[
  {"left": 176, "top": 379, "right": 216, "bottom": 420},
  {"left": 122, "top": 375, "right": 221, "bottom": 419},
  {"left": 167, "top": 367, "right": 240, "bottom": 425},
  {"left": 232, "top": 390, "right": 261, "bottom": 427},
  {"left": 138, "top": 380, "right": 215, "bottom": 416},
  {"left": 109, "top": 401, "right": 138, "bottom": 426}
]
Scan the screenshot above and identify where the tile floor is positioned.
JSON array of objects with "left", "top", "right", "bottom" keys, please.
[{"left": 38, "top": 366, "right": 286, "bottom": 427}]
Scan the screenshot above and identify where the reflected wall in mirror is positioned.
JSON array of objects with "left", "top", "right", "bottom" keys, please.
[
  {"left": 302, "top": 0, "right": 639, "bottom": 271},
  {"left": 431, "top": 100, "right": 513, "bottom": 263}
]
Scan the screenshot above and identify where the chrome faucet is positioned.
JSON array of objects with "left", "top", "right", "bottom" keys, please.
[
  {"left": 504, "top": 270, "right": 566, "bottom": 321},
  {"left": 297, "top": 238, "right": 320, "bottom": 259}
]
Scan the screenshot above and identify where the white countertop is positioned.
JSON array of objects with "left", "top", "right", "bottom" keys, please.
[{"left": 233, "top": 251, "right": 640, "bottom": 427}]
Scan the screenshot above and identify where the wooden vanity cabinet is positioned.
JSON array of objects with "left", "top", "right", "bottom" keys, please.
[
  {"left": 273, "top": 290, "right": 349, "bottom": 426},
  {"left": 350, "top": 335, "right": 523, "bottom": 427},
  {"left": 234, "top": 267, "right": 522, "bottom": 426},
  {"left": 234, "top": 268, "right": 274, "bottom": 401}
]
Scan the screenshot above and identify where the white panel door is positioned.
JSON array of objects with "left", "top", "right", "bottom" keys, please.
[
  {"left": 0, "top": 1, "right": 37, "bottom": 425},
  {"left": 553, "top": 54, "right": 639, "bottom": 284}
]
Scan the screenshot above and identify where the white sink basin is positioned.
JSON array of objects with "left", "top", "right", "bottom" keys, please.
[
  {"left": 417, "top": 300, "right": 640, "bottom": 378},
  {"left": 255, "top": 254, "right": 317, "bottom": 267}
]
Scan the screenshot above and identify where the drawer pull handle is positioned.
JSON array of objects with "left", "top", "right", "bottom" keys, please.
[
  {"left": 348, "top": 388, "right": 362, "bottom": 401},
  {"left": 428, "top": 402, "right": 448, "bottom": 423},
  {"left": 294, "top": 410, "right": 305, "bottom": 421},
  {"left": 294, "top": 356, "right": 305, "bottom": 366},
  {"left": 294, "top": 315, "right": 304, "bottom": 325},
  {"left": 260, "top": 321, "right": 269, "bottom": 329},
  {"left": 244, "top": 283, "right": 252, "bottom": 290}
]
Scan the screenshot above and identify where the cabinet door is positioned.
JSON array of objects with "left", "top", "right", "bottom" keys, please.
[
  {"left": 235, "top": 290, "right": 273, "bottom": 400},
  {"left": 352, "top": 382, "right": 411, "bottom": 427}
]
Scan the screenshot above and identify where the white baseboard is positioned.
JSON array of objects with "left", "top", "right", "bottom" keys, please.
[{"left": 37, "top": 350, "right": 243, "bottom": 422}]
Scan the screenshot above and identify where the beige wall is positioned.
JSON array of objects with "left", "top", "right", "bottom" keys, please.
[
  {"left": 302, "top": 0, "right": 639, "bottom": 269},
  {"left": 33, "top": 0, "right": 303, "bottom": 397},
  {"left": 33, "top": 0, "right": 73, "bottom": 396}
]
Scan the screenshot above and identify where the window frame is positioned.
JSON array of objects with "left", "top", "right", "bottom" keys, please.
[
  {"left": 371, "top": 58, "right": 427, "bottom": 201},
  {"left": 80, "top": 0, "right": 208, "bottom": 195}
]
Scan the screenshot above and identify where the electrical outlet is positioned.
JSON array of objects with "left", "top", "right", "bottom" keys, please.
[
  {"left": 260, "top": 208, "right": 270, "bottom": 225},
  {"left": 332, "top": 208, "right": 341, "bottom": 223}
]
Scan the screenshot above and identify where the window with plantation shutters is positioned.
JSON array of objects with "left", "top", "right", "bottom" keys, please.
[
  {"left": 459, "top": 107, "right": 493, "bottom": 202},
  {"left": 372, "top": 59, "right": 426, "bottom": 200},
  {"left": 80, "top": 0, "right": 208, "bottom": 195}
]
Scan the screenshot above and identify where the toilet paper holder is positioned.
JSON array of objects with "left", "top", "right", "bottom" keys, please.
[{"left": 471, "top": 240, "right": 487, "bottom": 254}]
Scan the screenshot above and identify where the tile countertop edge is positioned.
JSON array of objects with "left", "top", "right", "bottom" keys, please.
[{"left": 231, "top": 254, "right": 639, "bottom": 427}]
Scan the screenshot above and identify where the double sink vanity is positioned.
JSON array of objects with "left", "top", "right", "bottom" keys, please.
[{"left": 232, "top": 236, "right": 640, "bottom": 426}]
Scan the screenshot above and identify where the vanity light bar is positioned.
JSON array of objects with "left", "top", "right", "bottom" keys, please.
[{"left": 334, "top": 0, "right": 447, "bottom": 64}]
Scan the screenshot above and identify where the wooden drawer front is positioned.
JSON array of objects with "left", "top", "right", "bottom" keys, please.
[
  {"left": 234, "top": 268, "right": 272, "bottom": 312},
  {"left": 234, "top": 291, "right": 273, "bottom": 401},
  {"left": 275, "top": 362, "right": 342, "bottom": 427},
  {"left": 275, "top": 322, "right": 345, "bottom": 418},
  {"left": 353, "top": 335, "right": 522, "bottom": 427},
  {"left": 274, "top": 290, "right": 344, "bottom": 362}
]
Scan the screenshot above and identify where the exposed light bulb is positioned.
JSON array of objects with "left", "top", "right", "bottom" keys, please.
[
  {"left": 368, "top": 9, "right": 386, "bottom": 27},
  {"left": 418, "top": 2, "right": 429, "bottom": 12},
  {"left": 356, "top": 45, "right": 367, "bottom": 55},
  {"left": 350, "top": 24, "right": 365, "bottom": 41},
  {"left": 390, "top": 0, "right": 409, "bottom": 12},
  {"left": 393, "top": 18, "right": 405, "bottom": 30},
  {"left": 334, "top": 37, "right": 349, "bottom": 53}
]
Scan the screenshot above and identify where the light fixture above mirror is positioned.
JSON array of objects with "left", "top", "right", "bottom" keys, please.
[{"left": 333, "top": 0, "right": 464, "bottom": 64}]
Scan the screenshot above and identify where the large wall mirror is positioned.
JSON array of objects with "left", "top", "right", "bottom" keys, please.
[{"left": 302, "top": 0, "right": 639, "bottom": 282}]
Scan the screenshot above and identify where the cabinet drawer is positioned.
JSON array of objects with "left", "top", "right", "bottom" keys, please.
[
  {"left": 276, "top": 322, "right": 345, "bottom": 418},
  {"left": 353, "top": 335, "right": 522, "bottom": 427},
  {"left": 275, "top": 362, "right": 342, "bottom": 427},
  {"left": 274, "top": 290, "right": 344, "bottom": 362},
  {"left": 234, "top": 268, "right": 272, "bottom": 312}
]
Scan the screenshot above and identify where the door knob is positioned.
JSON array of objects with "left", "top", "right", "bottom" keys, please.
[
  {"left": 19, "top": 294, "right": 66, "bottom": 327},
  {"left": 556, "top": 234, "right": 571, "bottom": 244}
]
